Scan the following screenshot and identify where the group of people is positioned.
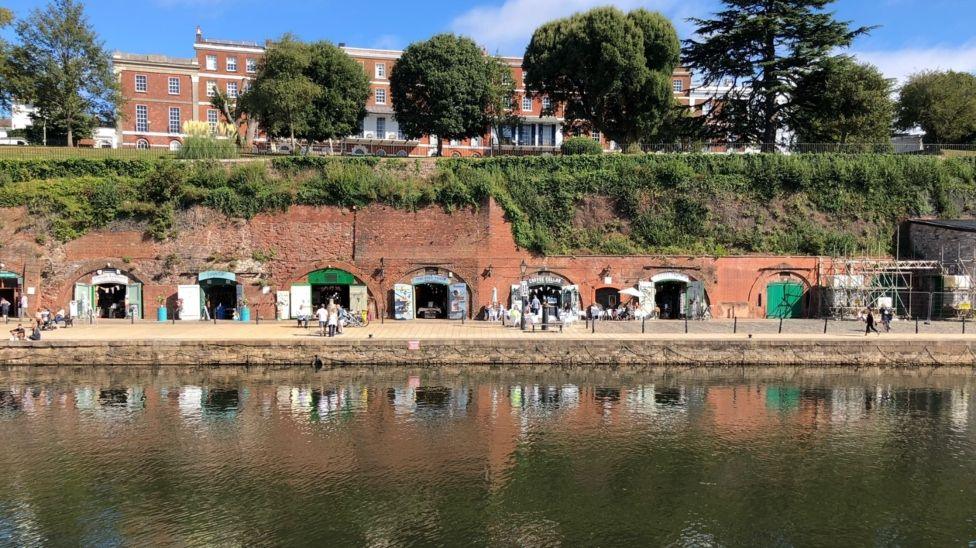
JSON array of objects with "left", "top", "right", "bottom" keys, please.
[
  {"left": 315, "top": 301, "right": 344, "bottom": 337},
  {"left": 862, "top": 306, "right": 894, "bottom": 335},
  {"left": 588, "top": 301, "right": 641, "bottom": 321}
]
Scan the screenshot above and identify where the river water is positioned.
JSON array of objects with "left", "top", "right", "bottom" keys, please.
[{"left": 0, "top": 366, "right": 974, "bottom": 546}]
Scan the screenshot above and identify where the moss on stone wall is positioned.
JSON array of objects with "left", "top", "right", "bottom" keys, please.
[{"left": 2, "top": 154, "right": 974, "bottom": 255}]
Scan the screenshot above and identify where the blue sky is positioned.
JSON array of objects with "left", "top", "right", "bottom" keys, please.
[{"left": 2, "top": 0, "right": 975, "bottom": 82}]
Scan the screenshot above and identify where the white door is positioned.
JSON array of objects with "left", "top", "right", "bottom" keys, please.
[
  {"left": 290, "top": 284, "right": 311, "bottom": 318},
  {"left": 276, "top": 291, "right": 291, "bottom": 320},
  {"left": 349, "top": 285, "right": 368, "bottom": 316},
  {"left": 178, "top": 285, "right": 202, "bottom": 321}
]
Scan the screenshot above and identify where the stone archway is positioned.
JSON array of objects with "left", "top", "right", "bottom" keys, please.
[
  {"left": 61, "top": 263, "right": 149, "bottom": 319},
  {"left": 289, "top": 261, "right": 383, "bottom": 320},
  {"left": 748, "top": 270, "right": 815, "bottom": 319},
  {"left": 393, "top": 266, "right": 474, "bottom": 319}
]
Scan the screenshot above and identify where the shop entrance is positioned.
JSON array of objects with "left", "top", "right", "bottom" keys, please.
[
  {"left": 202, "top": 281, "right": 238, "bottom": 320},
  {"left": 393, "top": 270, "right": 469, "bottom": 320},
  {"left": 415, "top": 282, "right": 448, "bottom": 319},
  {"left": 595, "top": 287, "right": 619, "bottom": 309},
  {"left": 290, "top": 268, "right": 369, "bottom": 319},
  {"left": 655, "top": 282, "right": 685, "bottom": 319},
  {"left": 0, "top": 272, "right": 21, "bottom": 317},
  {"left": 75, "top": 269, "right": 143, "bottom": 319},
  {"left": 313, "top": 285, "right": 350, "bottom": 309}
]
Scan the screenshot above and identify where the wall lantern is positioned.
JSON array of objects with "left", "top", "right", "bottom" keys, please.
[
  {"left": 483, "top": 264, "right": 493, "bottom": 278},
  {"left": 520, "top": 259, "right": 528, "bottom": 279}
]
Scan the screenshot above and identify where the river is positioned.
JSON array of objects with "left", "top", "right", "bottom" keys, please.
[{"left": 0, "top": 366, "right": 974, "bottom": 546}]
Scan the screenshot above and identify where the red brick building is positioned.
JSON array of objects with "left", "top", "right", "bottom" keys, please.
[{"left": 113, "top": 29, "right": 694, "bottom": 155}]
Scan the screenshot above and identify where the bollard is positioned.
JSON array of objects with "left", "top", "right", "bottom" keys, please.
[
  {"left": 642, "top": 317, "right": 646, "bottom": 334},
  {"left": 915, "top": 317, "right": 919, "bottom": 334},
  {"left": 684, "top": 317, "right": 688, "bottom": 334},
  {"left": 823, "top": 317, "right": 828, "bottom": 334},
  {"left": 964, "top": 316, "right": 967, "bottom": 334},
  {"left": 461, "top": 315, "right": 465, "bottom": 325},
  {"left": 778, "top": 316, "right": 783, "bottom": 334},
  {"left": 734, "top": 317, "right": 738, "bottom": 334},
  {"left": 592, "top": 317, "right": 595, "bottom": 334},
  {"left": 256, "top": 313, "right": 259, "bottom": 325},
  {"left": 926, "top": 292, "right": 933, "bottom": 325}
]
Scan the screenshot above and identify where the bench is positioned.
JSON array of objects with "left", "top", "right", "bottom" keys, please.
[{"left": 530, "top": 321, "right": 563, "bottom": 333}]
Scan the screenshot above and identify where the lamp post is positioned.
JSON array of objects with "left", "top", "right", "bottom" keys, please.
[{"left": 520, "top": 259, "right": 528, "bottom": 330}]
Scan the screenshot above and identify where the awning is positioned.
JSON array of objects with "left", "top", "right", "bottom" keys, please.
[
  {"left": 651, "top": 272, "right": 691, "bottom": 284},
  {"left": 0, "top": 271, "right": 19, "bottom": 279},
  {"left": 308, "top": 268, "right": 357, "bottom": 285},
  {"left": 198, "top": 271, "right": 237, "bottom": 284}
]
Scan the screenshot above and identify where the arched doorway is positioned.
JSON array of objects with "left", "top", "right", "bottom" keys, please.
[
  {"left": 0, "top": 270, "right": 22, "bottom": 317},
  {"left": 393, "top": 268, "right": 470, "bottom": 320},
  {"left": 74, "top": 268, "right": 143, "bottom": 319},
  {"left": 177, "top": 271, "right": 242, "bottom": 321},
  {"left": 288, "top": 268, "right": 371, "bottom": 320},
  {"left": 518, "top": 271, "right": 579, "bottom": 317},
  {"left": 595, "top": 287, "right": 619, "bottom": 309},
  {"left": 651, "top": 272, "right": 707, "bottom": 320}
]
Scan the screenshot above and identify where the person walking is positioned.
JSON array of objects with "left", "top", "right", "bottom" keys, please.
[
  {"left": 865, "top": 308, "right": 880, "bottom": 336},
  {"left": 880, "top": 307, "right": 892, "bottom": 333},
  {"left": 315, "top": 303, "right": 328, "bottom": 336}
]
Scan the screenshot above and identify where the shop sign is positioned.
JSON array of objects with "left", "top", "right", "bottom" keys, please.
[
  {"left": 92, "top": 270, "right": 129, "bottom": 286},
  {"left": 411, "top": 274, "right": 449, "bottom": 286},
  {"left": 448, "top": 283, "right": 468, "bottom": 320},
  {"left": 527, "top": 274, "right": 566, "bottom": 287}
]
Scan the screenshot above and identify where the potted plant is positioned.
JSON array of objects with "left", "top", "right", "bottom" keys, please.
[{"left": 156, "top": 295, "right": 167, "bottom": 322}]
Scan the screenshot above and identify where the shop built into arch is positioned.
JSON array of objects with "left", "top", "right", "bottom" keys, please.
[
  {"left": 393, "top": 267, "right": 471, "bottom": 320},
  {"left": 284, "top": 268, "right": 371, "bottom": 319},
  {"left": 72, "top": 268, "right": 144, "bottom": 319},
  {"left": 509, "top": 271, "right": 581, "bottom": 314},
  {"left": 0, "top": 270, "right": 23, "bottom": 316},
  {"left": 599, "top": 272, "right": 708, "bottom": 320},
  {"left": 176, "top": 271, "right": 244, "bottom": 321}
]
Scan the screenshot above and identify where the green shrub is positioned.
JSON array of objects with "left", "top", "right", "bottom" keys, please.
[
  {"left": 177, "top": 136, "right": 238, "bottom": 160},
  {"left": 560, "top": 136, "right": 604, "bottom": 156}
]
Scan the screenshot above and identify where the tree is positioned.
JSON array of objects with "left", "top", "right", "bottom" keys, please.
[
  {"left": 243, "top": 35, "right": 320, "bottom": 150},
  {"left": 390, "top": 34, "right": 496, "bottom": 156},
  {"left": 485, "top": 56, "right": 519, "bottom": 152},
  {"left": 7, "top": 0, "right": 119, "bottom": 147},
  {"left": 683, "top": 0, "right": 872, "bottom": 148},
  {"left": 790, "top": 57, "right": 894, "bottom": 146},
  {"left": 304, "top": 41, "right": 370, "bottom": 148},
  {"left": 0, "top": 8, "right": 14, "bottom": 110},
  {"left": 523, "top": 7, "right": 680, "bottom": 149},
  {"left": 210, "top": 89, "right": 247, "bottom": 147},
  {"left": 897, "top": 71, "right": 976, "bottom": 144}
]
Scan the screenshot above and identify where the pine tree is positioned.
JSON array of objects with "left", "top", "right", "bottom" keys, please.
[{"left": 683, "top": 0, "right": 872, "bottom": 148}]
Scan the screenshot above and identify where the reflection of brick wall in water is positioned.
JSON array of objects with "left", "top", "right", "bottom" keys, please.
[{"left": 5, "top": 198, "right": 822, "bottom": 320}]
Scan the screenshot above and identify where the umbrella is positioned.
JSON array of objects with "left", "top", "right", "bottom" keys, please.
[
  {"left": 491, "top": 287, "right": 498, "bottom": 304},
  {"left": 619, "top": 287, "right": 643, "bottom": 298}
]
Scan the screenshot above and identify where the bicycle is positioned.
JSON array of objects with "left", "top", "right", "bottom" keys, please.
[{"left": 340, "top": 310, "right": 369, "bottom": 328}]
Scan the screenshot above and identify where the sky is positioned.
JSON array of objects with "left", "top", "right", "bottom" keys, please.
[{"left": 1, "top": 0, "right": 975, "bottom": 83}]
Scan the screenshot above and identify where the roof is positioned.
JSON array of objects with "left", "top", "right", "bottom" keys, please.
[
  {"left": 909, "top": 219, "right": 976, "bottom": 232},
  {"left": 112, "top": 52, "right": 198, "bottom": 68}
]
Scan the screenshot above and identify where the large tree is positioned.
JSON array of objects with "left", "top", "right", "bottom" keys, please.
[
  {"left": 523, "top": 7, "right": 680, "bottom": 149},
  {"left": 242, "top": 35, "right": 320, "bottom": 150},
  {"left": 7, "top": 0, "right": 119, "bottom": 147},
  {"left": 683, "top": 0, "right": 872, "bottom": 148},
  {"left": 390, "top": 34, "right": 495, "bottom": 156},
  {"left": 790, "top": 56, "right": 894, "bottom": 146},
  {"left": 304, "top": 41, "right": 370, "bottom": 146},
  {"left": 897, "top": 71, "right": 976, "bottom": 144},
  {"left": 0, "top": 8, "right": 14, "bottom": 110}
]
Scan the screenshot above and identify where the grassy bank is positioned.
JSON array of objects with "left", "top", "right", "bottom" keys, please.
[{"left": 2, "top": 154, "right": 974, "bottom": 255}]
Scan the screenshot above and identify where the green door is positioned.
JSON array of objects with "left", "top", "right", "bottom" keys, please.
[
  {"left": 127, "top": 283, "right": 143, "bottom": 319},
  {"left": 767, "top": 282, "right": 803, "bottom": 319}
]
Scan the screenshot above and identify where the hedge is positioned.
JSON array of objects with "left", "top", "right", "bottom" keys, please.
[{"left": 2, "top": 154, "right": 975, "bottom": 256}]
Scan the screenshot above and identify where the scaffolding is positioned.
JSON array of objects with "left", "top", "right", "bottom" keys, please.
[{"left": 823, "top": 258, "right": 940, "bottom": 319}]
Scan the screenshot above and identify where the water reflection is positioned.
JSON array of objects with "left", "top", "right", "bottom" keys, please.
[{"left": 0, "top": 367, "right": 973, "bottom": 546}]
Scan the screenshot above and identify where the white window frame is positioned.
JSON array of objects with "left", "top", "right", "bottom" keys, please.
[
  {"left": 374, "top": 88, "right": 387, "bottom": 105},
  {"left": 168, "top": 107, "right": 181, "bottom": 134},
  {"left": 672, "top": 79, "right": 683, "bottom": 92},
  {"left": 542, "top": 96, "right": 552, "bottom": 111},
  {"left": 376, "top": 117, "right": 386, "bottom": 137},
  {"left": 206, "top": 81, "right": 217, "bottom": 97},
  {"left": 246, "top": 58, "right": 257, "bottom": 73},
  {"left": 207, "top": 109, "right": 219, "bottom": 131},
  {"left": 135, "top": 105, "right": 149, "bottom": 132},
  {"left": 135, "top": 74, "right": 147, "bottom": 93},
  {"left": 136, "top": 139, "right": 150, "bottom": 150},
  {"left": 206, "top": 55, "right": 217, "bottom": 71},
  {"left": 169, "top": 140, "right": 182, "bottom": 152},
  {"left": 226, "top": 82, "right": 238, "bottom": 99},
  {"left": 168, "top": 77, "right": 180, "bottom": 95},
  {"left": 226, "top": 56, "right": 237, "bottom": 72},
  {"left": 521, "top": 96, "right": 532, "bottom": 112},
  {"left": 375, "top": 63, "right": 386, "bottom": 79}
]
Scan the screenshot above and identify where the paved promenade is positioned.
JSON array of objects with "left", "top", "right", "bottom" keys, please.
[{"left": 16, "top": 317, "right": 976, "bottom": 342}]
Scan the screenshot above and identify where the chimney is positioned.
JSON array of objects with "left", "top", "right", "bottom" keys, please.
[
  {"left": 338, "top": 42, "right": 346, "bottom": 48},
  {"left": 195, "top": 26, "right": 203, "bottom": 43}
]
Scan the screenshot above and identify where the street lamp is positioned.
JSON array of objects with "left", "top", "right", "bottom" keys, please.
[
  {"left": 520, "top": 259, "right": 527, "bottom": 278},
  {"left": 519, "top": 259, "right": 528, "bottom": 330}
]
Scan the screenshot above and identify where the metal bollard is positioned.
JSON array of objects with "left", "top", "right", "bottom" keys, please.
[
  {"left": 964, "top": 316, "right": 967, "bottom": 334},
  {"left": 734, "top": 317, "right": 738, "bottom": 334},
  {"left": 642, "top": 318, "right": 645, "bottom": 334},
  {"left": 778, "top": 316, "right": 783, "bottom": 334},
  {"left": 823, "top": 317, "right": 828, "bottom": 334},
  {"left": 256, "top": 313, "right": 259, "bottom": 325},
  {"left": 592, "top": 317, "right": 595, "bottom": 334},
  {"left": 915, "top": 317, "right": 919, "bottom": 334},
  {"left": 684, "top": 317, "right": 688, "bottom": 334}
]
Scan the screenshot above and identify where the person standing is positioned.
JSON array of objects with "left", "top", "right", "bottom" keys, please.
[
  {"left": 865, "top": 308, "right": 880, "bottom": 336},
  {"left": 315, "top": 303, "right": 328, "bottom": 336},
  {"left": 326, "top": 300, "right": 339, "bottom": 338},
  {"left": 19, "top": 292, "right": 28, "bottom": 320},
  {"left": 0, "top": 296, "right": 10, "bottom": 323}
]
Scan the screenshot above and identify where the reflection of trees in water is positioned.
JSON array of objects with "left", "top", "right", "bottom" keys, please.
[
  {"left": 0, "top": 389, "right": 19, "bottom": 410},
  {"left": 594, "top": 387, "right": 620, "bottom": 403},
  {"left": 415, "top": 386, "right": 450, "bottom": 408},
  {"left": 654, "top": 387, "right": 683, "bottom": 406}
]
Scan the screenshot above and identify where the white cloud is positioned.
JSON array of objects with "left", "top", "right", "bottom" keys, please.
[
  {"left": 450, "top": 0, "right": 702, "bottom": 56},
  {"left": 853, "top": 42, "right": 976, "bottom": 84}
]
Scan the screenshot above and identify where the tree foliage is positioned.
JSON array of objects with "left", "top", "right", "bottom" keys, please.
[
  {"left": 523, "top": 7, "right": 680, "bottom": 148},
  {"left": 897, "top": 70, "right": 976, "bottom": 144},
  {"left": 390, "top": 34, "right": 496, "bottom": 155},
  {"left": 0, "top": 7, "right": 14, "bottom": 110},
  {"left": 304, "top": 41, "right": 370, "bottom": 142},
  {"left": 791, "top": 56, "right": 894, "bottom": 145},
  {"left": 683, "top": 0, "right": 872, "bottom": 146},
  {"left": 7, "top": 0, "right": 119, "bottom": 147}
]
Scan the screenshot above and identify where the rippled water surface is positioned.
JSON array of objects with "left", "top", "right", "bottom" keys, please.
[{"left": 1, "top": 366, "right": 975, "bottom": 546}]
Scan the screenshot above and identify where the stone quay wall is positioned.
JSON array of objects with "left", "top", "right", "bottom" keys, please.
[{"left": 2, "top": 338, "right": 975, "bottom": 368}]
